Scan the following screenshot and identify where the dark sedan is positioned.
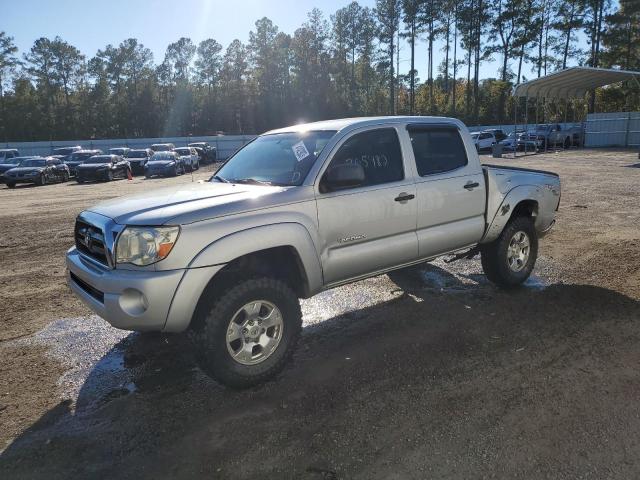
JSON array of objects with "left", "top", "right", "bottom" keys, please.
[
  {"left": 0, "top": 156, "right": 30, "bottom": 182},
  {"left": 65, "top": 149, "right": 103, "bottom": 176},
  {"left": 52, "top": 145, "right": 82, "bottom": 161},
  {"left": 75, "top": 155, "right": 131, "bottom": 183},
  {"left": 4, "top": 157, "right": 70, "bottom": 188},
  {"left": 127, "top": 148, "right": 153, "bottom": 175},
  {"left": 144, "top": 152, "right": 185, "bottom": 178}
]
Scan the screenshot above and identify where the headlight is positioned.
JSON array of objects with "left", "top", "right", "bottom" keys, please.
[{"left": 115, "top": 226, "right": 180, "bottom": 266}]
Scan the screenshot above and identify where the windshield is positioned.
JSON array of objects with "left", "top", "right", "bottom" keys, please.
[
  {"left": 69, "top": 152, "right": 95, "bottom": 162},
  {"left": 152, "top": 144, "right": 173, "bottom": 151},
  {"left": 85, "top": 156, "right": 112, "bottom": 164},
  {"left": 470, "top": 133, "right": 479, "bottom": 139},
  {"left": 150, "top": 152, "right": 176, "bottom": 161},
  {"left": 53, "top": 147, "right": 77, "bottom": 155},
  {"left": 109, "top": 148, "right": 126, "bottom": 154},
  {"left": 20, "top": 159, "right": 46, "bottom": 167},
  {"left": 536, "top": 124, "right": 552, "bottom": 130},
  {"left": 215, "top": 131, "right": 336, "bottom": 186},
  {"left": 174, "top": 148, "right": 190, "bottom": 155},
  {"left": 1, "top": 157, "right": 23, "bottom": 165},
  {"left": 128, "top": 150, "right": 148, "bottom": 158}
]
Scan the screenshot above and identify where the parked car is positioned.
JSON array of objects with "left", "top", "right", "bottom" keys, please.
[
  {"left": 65, "top": 149, "right": 103, "bottom": 176},
  {"left": 0, "top": 156, "right": 30, "bottom": 181},
  {"left": 52, "top": 146, "right": 82, "bottom": 161},
  {"left": 482, "top": 129, "right": 507, "bottom": 142},
  {"left": 470, "top": 131, "right": 497, "bottom": 152},
  {"left": 127, "top": 148, "right": 153, "bottom": 175},
  {"left": 499, "top": 131, "right": 540, "bottom": 152},
  {"left": 529, "top": 124, "right": 581, "bottom": 149},
  {"left": 150, "top": 143, "right": 176, "bottom": 152},
  {"left": 75, "top": 155, "right": 130, "bottom": 183},
  {"left": 188, "top": 142, "right": 217, "bottom": 163},
  {"left": 173, "top": 147, "right": 200, "bottom": 172},
  {"left": 144, "top": 151, "right": 185, "bottom": 178},
  {"left": 66, "top": 116, "right": 561, "bottom": 388},
  {"left": 4, "top": 156, "right": 70, "bottom": 188},
  {"left": 0, "top": 149, "right": 20, "bottom": 161},
  {"left": 109, "top": 147, "right": 131, "bottom": 158}
]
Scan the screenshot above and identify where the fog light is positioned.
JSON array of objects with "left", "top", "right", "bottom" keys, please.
[{"left": 119, "top": 288, "right": 148, "bottom": 316}]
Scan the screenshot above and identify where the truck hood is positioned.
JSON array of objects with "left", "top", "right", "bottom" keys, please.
[{"left": 87, "top": 181, "right": 291, "bottom": 225}]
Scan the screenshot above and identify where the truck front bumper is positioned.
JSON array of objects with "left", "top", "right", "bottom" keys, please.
[{"left": 66, "top": 247, "right": 224, "bottom": 332}]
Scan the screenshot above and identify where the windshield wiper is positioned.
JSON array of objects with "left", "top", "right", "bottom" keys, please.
[
  {"left": 230, "top": 178, "right": 282, "bottom": 186},
  {"left": 213, "top": 174, "right": 229, "bottom": 183}
]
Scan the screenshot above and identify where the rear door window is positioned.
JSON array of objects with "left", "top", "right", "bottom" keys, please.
[{"left": 408, "top": 126, "right": 468, "bottom": 176}]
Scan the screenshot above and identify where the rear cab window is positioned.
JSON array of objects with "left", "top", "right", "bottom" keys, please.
[{"left": 407, "top": 126, "right": 468, "bottom": 176}]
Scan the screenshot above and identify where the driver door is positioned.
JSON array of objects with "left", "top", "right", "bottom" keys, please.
[{"left": 315, "top": 127, "right": 418, "bottom": 286}]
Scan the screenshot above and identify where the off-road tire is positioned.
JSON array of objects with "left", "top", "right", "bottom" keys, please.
[
  {"left": 480, "top": 216, "right": 538, "bottom": 288},
  {"left": 192, "top": 277, "right": 302, "bottom": 388}
]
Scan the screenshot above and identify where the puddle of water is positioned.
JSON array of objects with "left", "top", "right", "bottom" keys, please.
[{"left": 16, "top": 316, "right": 136, "bottom": 409}]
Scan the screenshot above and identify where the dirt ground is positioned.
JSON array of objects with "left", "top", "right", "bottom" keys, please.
[{"left": 1, "top": 149, "right": 640, "bottom": 479}]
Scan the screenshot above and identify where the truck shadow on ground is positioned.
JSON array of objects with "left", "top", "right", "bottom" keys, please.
[{"left": 3, "top": 267, "right": 640, "bottom": 479}]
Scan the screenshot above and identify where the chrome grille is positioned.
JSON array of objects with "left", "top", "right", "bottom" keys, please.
[{"left": 75, "top": 219, "right": 109, "bottom": 266}]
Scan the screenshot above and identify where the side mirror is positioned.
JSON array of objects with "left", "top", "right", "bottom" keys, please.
[{"left": 323, "top": 163, "right": 365, "bottom": 191}]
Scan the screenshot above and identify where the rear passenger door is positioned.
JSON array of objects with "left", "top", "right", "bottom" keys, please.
[
  {"left": 406, "top": 125, "right": 486, "bottom": 259},
  {"left": 316, "top": 127, "right": 418, "bottom": 285}
]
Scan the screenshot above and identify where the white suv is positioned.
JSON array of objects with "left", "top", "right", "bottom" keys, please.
[
  {"left": 173, "top": 147, "right": 200, "bottom": 172},
  {"left": 470, "top": 131, "right": 496, "bottom": 152}
]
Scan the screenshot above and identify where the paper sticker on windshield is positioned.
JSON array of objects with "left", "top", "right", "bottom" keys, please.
[{"left": 292, "top": 141, "right": 310, "bottom": 162}]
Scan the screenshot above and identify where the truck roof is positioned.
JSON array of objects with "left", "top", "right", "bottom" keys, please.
[{"left": 265, "top": 116, "right": 465, "bottom": 135}]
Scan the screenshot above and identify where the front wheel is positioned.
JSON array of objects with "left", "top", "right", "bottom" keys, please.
[
  {"left": 106, "top": 170, "right": 114, "bottom": 181},
  {"left": 192, "top": 277, "right": 302, "bottom": 388},
  {"left": 480, "top": 216, "right": 538, "bottom": 288}
]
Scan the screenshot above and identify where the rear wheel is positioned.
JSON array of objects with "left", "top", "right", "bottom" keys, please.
[
  {"left": 480, "top": 216, "right": 538, "bottom": 288},
  {"left": 192, "top": 277, "right": 302, "bottom": 388},
  {"left": 6, "top": 182, "right": 16, "bottom": 189},
  {"left": 564, "top": 137, "right": 571, "bottom": 149},
  {"left": 37, "top": 174, "right": 46, "bottom": 186},
  {"left": 106, "top": 170, "right": 114, "bottom": 181},
  {"left": 63, "top": 172, "right": 70, "bottom": 182}
]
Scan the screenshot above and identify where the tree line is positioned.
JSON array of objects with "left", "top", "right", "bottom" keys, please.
[{"left": 0, "top": 0, "right": 638, "bottom": 142}]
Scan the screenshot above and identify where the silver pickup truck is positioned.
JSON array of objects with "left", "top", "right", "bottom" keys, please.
[{"left": 66, "top": 116, "right": 561, "bottom": 387}]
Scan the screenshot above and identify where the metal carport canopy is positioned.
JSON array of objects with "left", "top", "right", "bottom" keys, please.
[{"left": 513, "top": 67, "right": 640, "bottom": 99}]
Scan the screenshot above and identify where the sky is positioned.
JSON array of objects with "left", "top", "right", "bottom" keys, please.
[{"left": 2, "top": 0, "right": 589, "bottom": 82}]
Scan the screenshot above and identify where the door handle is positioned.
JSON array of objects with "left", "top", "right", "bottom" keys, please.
[
  {"left": 464, "top": 182, "right": 480, "bottom": 190},
  {"left": 394, "top": 193, "right": 415, "bottom": 202}
]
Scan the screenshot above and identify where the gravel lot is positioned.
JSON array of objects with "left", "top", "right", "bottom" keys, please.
[{"left": 1, "top": 149, "right": 640, "bottom": 479}]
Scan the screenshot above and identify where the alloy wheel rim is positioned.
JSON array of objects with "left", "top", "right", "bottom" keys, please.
[
  {"left": 507, "top": 230, "right": 530, "bottom": 272},
  {"left": 226, "top": 300, "right": 284, "bottom": 365}
]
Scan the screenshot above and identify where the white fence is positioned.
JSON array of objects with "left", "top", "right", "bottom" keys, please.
[
  {"left": 9, "top": 116, "right": 629, "bottom": 158},
  {"left": 2, "top": 135, "right": 257, "bottom": 160},
  {"left": 584, "top": 112, "right": 640, "bottom": 148}
]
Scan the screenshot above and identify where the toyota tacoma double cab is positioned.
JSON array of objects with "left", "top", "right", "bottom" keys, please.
[{"left": 66, "top": 116, "right": 561, "bottom": 388}]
